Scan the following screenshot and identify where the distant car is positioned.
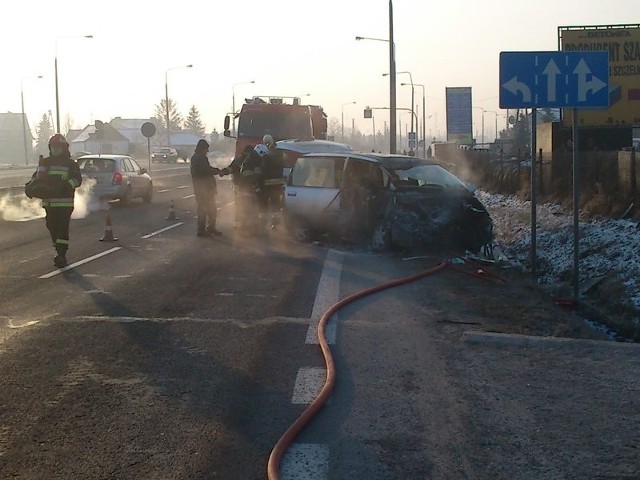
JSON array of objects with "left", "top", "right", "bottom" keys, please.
[
  {"left": 78, "top": 155, "right": 153, "bottom": 205},
  {"left": 284, "top": 152, "right": 493, "bottom": 253},
  {"left": 151, "top": 147, "right": 178, "bottom": 163}
]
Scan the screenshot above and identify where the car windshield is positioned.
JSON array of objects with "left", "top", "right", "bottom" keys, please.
[
  {"left": 78, "top": 158, "right": 115, "bottom": 173},
  {"left": 238, "top": 110, "right": 312, "bottom": 140},
  {"left": 154, "top": 148, "right": 172, "bottom": 154},
  {"left": 391, "top": 164, "right": 465, "bottom": 189}
]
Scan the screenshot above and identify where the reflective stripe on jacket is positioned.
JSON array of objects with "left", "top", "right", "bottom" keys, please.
[{"left": 37, "top": 154, "right": 82, "bottom": 208}]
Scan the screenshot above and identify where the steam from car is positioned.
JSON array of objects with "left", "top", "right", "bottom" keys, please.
[{"left": 0, "top": 177, "right": 108, "bottom": 222}]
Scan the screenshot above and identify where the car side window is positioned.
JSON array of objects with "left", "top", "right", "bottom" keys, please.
[
  {"left": 122, "top": 158, "right": 135, "bottom": 172},
  {"left": 129, "top": 158, "right": 142, "bottom": 172},
  {"left": 291, "top": 157, "right": 345, "bottom": 188},
  {"left": 343, "top": 159, "right": 383, "bottom": 190}
]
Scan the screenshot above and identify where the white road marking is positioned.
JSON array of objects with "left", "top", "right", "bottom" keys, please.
[
  {"left": 181, "top": 194, "right": 195, "bottom": 199},
  {"left": 176, "top": 185, "right": 189, "bottom": 189},
  {"left": 281, "top": 443, "right": 329, "bottom": 480},
  {"left": 306, "top": 250, "right": 343, "bottom": 345},
  {"left": 141, "top": 222, "right": 184, "bottom": 239},
  {"left": 157, "top": 189, "right": 170, "bottom": 193},
  {"left": 226, "top": 201, "right": 235, "bottom": 206},
  {"left": 8, "top": 319, "right": 39, "bottom": 329},
  {"left": 311, "top": 250, "right": 343, "bottom": 319},
  {"left": 39, "top": 247, "right": 122, "bottom": 279},
  {"left": 292, "top": 367, "right": 326, "bottom": 405},
  {"left": 305, "top": 322, "right": 337, "bottom": 345}
]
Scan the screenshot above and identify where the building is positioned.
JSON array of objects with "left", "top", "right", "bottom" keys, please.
[
  {"left": 69, "top": 123, "right": 129, "bottom": 156},
  {"left": 0, "top": 112, "right": 34, "bottom": 166}
]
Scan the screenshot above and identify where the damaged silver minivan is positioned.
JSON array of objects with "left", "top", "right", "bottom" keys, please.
[{"left": 284, "top": 152, "right": 493, "bottom": 253}]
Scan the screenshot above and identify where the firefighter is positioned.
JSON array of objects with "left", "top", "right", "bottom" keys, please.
[
  {"left": 259, "top": 135, "right": 284, "bottom": 229},
  {"left": 37, "top": 134, "right": 82, "bottom": 268},
  {"left": 190, "top": 139, "right": 222, "bottom": 237},
  {"left": 238, "top": 144, "right": 269, "bottom": 234}
]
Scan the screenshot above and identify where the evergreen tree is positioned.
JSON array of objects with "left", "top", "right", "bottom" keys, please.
[
  {"left": 185, "top": 105, "right": 205, "bottom": 136},
  {"left": 154, "top": 98, "right": 183, "bottom": 140},
  {"left": 35, "top": 113, "right": 54, "bottom": 157}
]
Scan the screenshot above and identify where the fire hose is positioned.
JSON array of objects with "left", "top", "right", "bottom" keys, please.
[{"left": 267, "top": 257, "right": 505, "bottom": 479}]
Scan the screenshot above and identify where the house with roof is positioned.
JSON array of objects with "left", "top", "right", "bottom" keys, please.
[
  {"left": 69, "top": 123, "right": 129, "bottom": 156},
  {"left": 0, "top": 112, "right": 34, "bottom": 165}
]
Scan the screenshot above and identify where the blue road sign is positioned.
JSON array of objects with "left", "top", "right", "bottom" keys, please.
[{"left": 499, "top": 51, "right": 609, "bottom": 109}]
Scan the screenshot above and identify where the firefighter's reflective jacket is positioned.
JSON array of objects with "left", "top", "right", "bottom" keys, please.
[
  {"left": 239, "top": 150, "right": 265, "bottom": 190},
  {"left": 262, "top": 150, "right": 284, "bottom": 187},
  {"left": 34, "top": 153, "right": 82, "bottom": 208}
]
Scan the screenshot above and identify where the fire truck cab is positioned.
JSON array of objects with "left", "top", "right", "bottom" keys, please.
[{"left": 224, "top": 96, "right": 327, "bottom": 165}]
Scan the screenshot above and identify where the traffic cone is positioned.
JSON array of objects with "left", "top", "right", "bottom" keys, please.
[
  {"left": 165, "top": 199, "right": 179, "bottom": 220},
  {"left": 99, "top": 213, "right": 118, "bottom": 242}
]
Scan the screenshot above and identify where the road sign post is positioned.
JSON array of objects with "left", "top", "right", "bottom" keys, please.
[
  {"left": 500, "top": 51, "right": 609, "bottom": 300},
  {"left": 141, "top": 122, "right": 157, "bottom": 173}
]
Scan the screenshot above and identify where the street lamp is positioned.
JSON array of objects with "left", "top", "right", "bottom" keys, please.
[
  {"left": 341, "top": 101, "right": 356, "bottom": 143},
  {"left": 55, "top": 35, "right": 92, "bottom": 134},
  {"left": 484, "top": 110, "right": 499, "bottom": 142},
  {"left": 386, "top": 71, "right": 413, "bottom": 151},
  {"left": 404, "top": 82, "right": 426, "bottom": 158},
  {"left": 232, "top": 79, "right": 255, "bottom": 136},
  {"left": 472, "top": 106, "right": 485, "bottom": 145},
  {"left": 354, "top": 0, "right": 396, "bottom": 153},
  {"left": 165, "top": 64, "right": 193, "bottom": 147},
  {"left": 21, "top": 75, "right": 43, "bottom": 166}
]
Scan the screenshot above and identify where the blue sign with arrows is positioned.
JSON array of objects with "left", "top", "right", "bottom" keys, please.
[{"left": 499, "top": 51, "right": 610, "bottom": 109}]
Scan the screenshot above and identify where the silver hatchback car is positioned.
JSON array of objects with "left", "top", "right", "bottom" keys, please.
[
  {"left": 285, "top": 152, "right": 493, "bottom": 253},
  {"left": 78, "top": 155, "right": 153, "bottom": 205}
]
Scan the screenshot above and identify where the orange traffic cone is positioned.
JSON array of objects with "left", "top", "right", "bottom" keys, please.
[
  {"left": 99, "top": 214, "right": 118, "bottom": 242},
  {"left": 165, "top": 199, "right": 179, "bottom": 220}
]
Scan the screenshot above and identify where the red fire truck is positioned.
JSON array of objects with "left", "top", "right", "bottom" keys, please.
[{"left": 223, "top": 96, "right": 327, "bottom": 162}]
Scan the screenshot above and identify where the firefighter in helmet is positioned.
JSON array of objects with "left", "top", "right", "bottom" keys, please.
[
  {"left": 37, "top": 134, "right": 82, "bottom": 268},
  {"left": 238, "top": 144, "right": 269, "bottom": 234},
  {"left": 259, "top": 134, "right": 284, "bottom": 229}
]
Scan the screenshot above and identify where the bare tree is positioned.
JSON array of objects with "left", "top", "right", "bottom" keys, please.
[{"left": 64, "top": 113, "right": 74, "bottom": 137}]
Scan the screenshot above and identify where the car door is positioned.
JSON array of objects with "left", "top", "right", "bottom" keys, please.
[
  {"left": 121, "top": 157, "right": 140, "bottom": 196},
  {"left": 128, "top": 158, "right": 148, "bottom": 196},
  {"left": 285, "top": 155, "right": 345, "bottom": 227}
]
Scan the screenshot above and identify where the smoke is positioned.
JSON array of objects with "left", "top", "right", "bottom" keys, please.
[{"left": 0, "top": 177, "right": 108, "bottom": 222}]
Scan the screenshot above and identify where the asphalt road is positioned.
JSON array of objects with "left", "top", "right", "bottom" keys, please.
[
  {"left": 0, "top": 163, "right": 638, "bottom": 479},
  {"left": 0, "top": 164, "right": 326, "bottom": 479}
]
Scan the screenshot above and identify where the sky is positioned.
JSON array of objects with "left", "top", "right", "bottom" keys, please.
[{"left": 2, "top": 0, "right": 637, "bottom": 142}]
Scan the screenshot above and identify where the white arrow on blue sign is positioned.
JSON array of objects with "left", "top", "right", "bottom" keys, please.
[{"left": 499, "top": 51, "right": 610, "bottom": 109}]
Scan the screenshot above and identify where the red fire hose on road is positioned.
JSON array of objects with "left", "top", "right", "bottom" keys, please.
[{"left": 267, "top": 260, "right": 454, "bottom": 479}]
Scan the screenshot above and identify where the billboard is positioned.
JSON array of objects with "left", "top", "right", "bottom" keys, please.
[
  {"left": 446, "top": 87, "right": 473, "bottom": 145},
  {"left": 560, "top": 24, "right": 640, "bottom": 127}
]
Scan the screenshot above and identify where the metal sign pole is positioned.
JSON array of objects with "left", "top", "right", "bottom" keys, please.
[
  {"left": 572, "top": 108, "right": 580, "bottom": 300},
  {"left": 147, "top": 138, "right": 152, "bottom": 173},
  {"left": 530, "top": 108, "right": 537, "bottom": 278}
]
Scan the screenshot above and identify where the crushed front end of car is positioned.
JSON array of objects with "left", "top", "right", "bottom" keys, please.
[{"left": 382, "top": 186, "right": 493, "bottom": 254}]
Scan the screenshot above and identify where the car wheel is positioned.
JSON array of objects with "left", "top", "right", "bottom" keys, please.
[
  {"left": 143, "top": 183, "right": 153, "bottom": 203},
  {"left": 120, "top": 186, "right": 132, "bottom": 206},
  {"left": 371, "top": 223, "right": 392, "bottom": 252}
]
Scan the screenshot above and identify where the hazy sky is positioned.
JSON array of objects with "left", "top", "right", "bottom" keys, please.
[{"left": 2, "top": 0, "right": 637, "bottom": 141}]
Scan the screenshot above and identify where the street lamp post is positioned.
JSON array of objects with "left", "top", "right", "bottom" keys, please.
[
  {"left": 485, "top": 110, "right": 499, "bottom": 142},
  {"left": 21, "top": 75, "right": 43, "bottom": 165},
  {"left": 472, "top": 106, "right": 485, "bottom": 145},
  {"left": 386, "top": 71, "right": 413, "bottom": 151},
  {"left": 55, "top": 35, "right": 92, "bottom": 134},
  {"left": 165, "top": 64, "right": 193, "bottom": 147},
  {"left": 402, "top": 81, "right": 425, "bottom": 157},
  {"left": 354, "top": 0, "right": 396, "bottom": 153},
  {"left": 232, "top": 80, "right": 255, "bottom": 137},
  {"left": 341, "top": 101, "right": 356, "bottom": 143}
]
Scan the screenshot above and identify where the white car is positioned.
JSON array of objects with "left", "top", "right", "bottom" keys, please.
[
  {"left": 276, "top": 139, "right": 352, "bottom": 179},
  {"left": 284, "top": 152, "right": 493, "bottom": 252}
]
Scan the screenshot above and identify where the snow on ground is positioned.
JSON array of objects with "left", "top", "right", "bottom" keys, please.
[{"left": 477, "top": 190, "right": 640, "bottom": 311}]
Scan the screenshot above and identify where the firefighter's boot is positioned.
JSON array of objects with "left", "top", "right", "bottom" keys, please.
[{"left": 54, "top": 246, "right": 68, "bottom": 268}]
